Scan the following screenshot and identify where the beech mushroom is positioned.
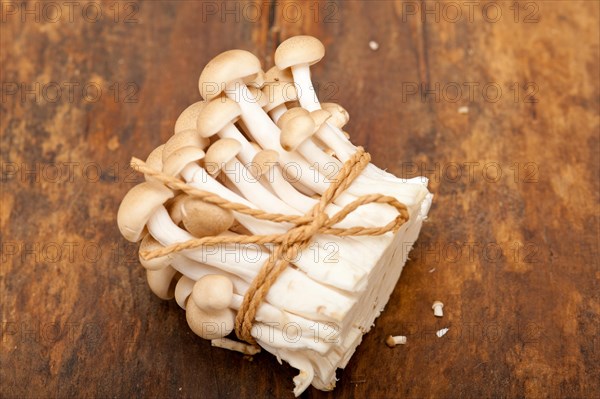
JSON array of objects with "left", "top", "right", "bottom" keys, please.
[
  {"left": 144, "top": 145, "right": 165, "bottom": 182},
  {"left": 139, "top": 234, "right": 173, "bottom": 270},
  {"left": 117, "top": 181, "right": 174, "bottom": 242},
  {"left": 174, "top": 101, "right": 206, "bottom": 133},
  {"left": 204, "top": 138, "right": 299, "bottom": 215},
  {"left": 146, "top": 266, "right": 180, "bottom": 300}
]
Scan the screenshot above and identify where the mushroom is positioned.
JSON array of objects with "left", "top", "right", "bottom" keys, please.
[
  {"left": 320, "top": 103, "right": 349, "bottom": 130},
  {"left": 191, "top": 274, "right": 234, "bottom": 311},
  {"left": 174, "top": 101, "right": 207, "bottom": 133},
  {"left": 186, "top": 297, "right": 235, "bottom": 340},
  {"left": 176, "top": 197, "right": 234, "bottom": 238},
  {"left": 174, "top": 275, "right": 195, "bottom": 309},
  {"left": 146, "top": 206, "right": 358, "bottom": 320},
  {"left": 162, "top": 130, "right": 210, "bottom": 162},
  {"left": 117, "top": 181, "right": 174, "bottom": 242},
  {"left": 196, "top": 96, "right": 257, "bottom": 164},
  {"left": 279, "top": 111, "right": 342, "bottom": 177},
  {"left": 198, "top": 49, "right": 333, "bottom": 193},
  {"left": 146, "top": 266, "right": 181, "bottom": 300},
  {"left": 139, "top": 234, "right": 173, "bottom": 270},
  {"left": 144, "top": 145, "right": 165, "bottom": 182},
  {"left": 263, "top": 66, "right": 298, "bottom": 123},
  {"left": 171, "top": 255, "right": 341, "bottom": 348},
  {"left": 385, "top": 335, "right": 407, "bottom": 347},
  {"left": 204, "top": 138, "right": 299, "bottom": 215},
  {"left": 274, "top": 36, "right": 394, "bottom": 180},
  {"left": 274, "top": 35, "right": 324, "bottom": 113}
]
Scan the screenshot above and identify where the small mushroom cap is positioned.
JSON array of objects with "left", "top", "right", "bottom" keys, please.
[
  {"left": 277, "top": 107, "right": 309, "bottom": 129},
  {"left": 186, "top": 299, "right": 235, "bottom": 340},
  {"left": 180, "top": 197, "right": 234, "bottom": 237},
  {"left": 198, "top": 50, "right": 262, "bottom": 100},
  {"left": 162, "top": 146, "right": 205, "bottom": 176},
  {"left": 196, "top": 97, "right": 242, "bottom": 138},
  {"left": 262, "top": 82, "right": 298, "bottom": 112},
  {"left": 146, "top": 266, "right": 180, "bottom": 300},
  {"left": 275, "top": 35, "right": 325, "bottom": 70},
  {"left": 247, "top": 86, "right": 268, "bottom": 108},
  {"left": 432, "top": 301, "right": 444, "bottom": 309},
  {"left": 204, "top": 138, "right": 242, "bottom": 175},
  {"left": 251, "top": 149, "right": 279, "bottom": 178},
  {"left": 280, "top": 115, "right": 316, "bottom": 151},
  {"left": 310, "top": 109, "right": 332, "bottom": 128},
  {"left": 265, "top": 66, "right": 294, "bottom": 84},
  {"left": 168, "top": 193, "right": 187, "bottom": 224},
  {"left": 144, "top": 145, "right": 165, "bottom": 182},
  {"left": 192, "top": 274, "right": 234, "bottom": 311},
  {"left": 321, "top": 102, "right": 349, "bottom": 128},
  {"left": 139, "top": 234, "right": 173, "bottom": 270},
  {"left": 117, "top": 182, "right": 174, "bottom": 242},
  {"left": 175, "top": 101, "right": 207, "bottom": 133},
  {"left": 163, "top": 130, "right": 210, "bottom": 162},
  {"left": 385, "top": 335, "right": 397, "bottom": 348},
  {"left": 246, "top": 68, "right": 266, "bottom": 89},
  {"left": 175, "top": 276, "right": 195, "bottom": 309}
]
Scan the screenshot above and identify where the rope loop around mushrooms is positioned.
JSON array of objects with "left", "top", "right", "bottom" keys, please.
[{"left": 130, "top": 147, "right": 410, "bottom": 345}]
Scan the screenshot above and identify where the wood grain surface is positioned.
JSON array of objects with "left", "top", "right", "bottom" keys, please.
[{"left": 1, "top": 1, "right": 598, "bottom": 397}]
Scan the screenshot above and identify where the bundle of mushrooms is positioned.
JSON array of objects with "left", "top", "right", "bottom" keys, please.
[{"left": 117, "top": 36, "right": 432, "bottom": 395}]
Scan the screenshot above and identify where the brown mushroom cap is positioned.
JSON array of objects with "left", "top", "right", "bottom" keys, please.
[
  {"left": 280, "top": 114, "right": 316, "bottom": 152},
  {"left": 192, "top": 274, "right": 234, "bottom": 311},
  {"left": 139, "top": 234, "right": 173, "bottom": 270},
  {"left": 144, "top": 145, "right": 165, "bottom": 181},
  {"left": 251, "top": 149, "right": 280, "bottom": 178},
  {"left": 168, "top": 193, "right": 188, "bottom": 225},
  {"left": 174, "top": 101, "right": 207, "bottom": 133},
  {"left": 162, "top": 146, "right": 205, "bottom": 176},
  {"left": 247, "top": 86, "right": 268, "bottom": 108},
  {"left": 276, "top": 107, "right": 310, "bottom": 129},
  {"left": 204, "top": 138, "right": 242, "bottom": 175},
  {"left": 147, "top": 266, "right": 180, "bottom": 300},
  {"left": 198, "top": 50, "right": 262, "bottom": 100},
  {"left": 262, "top": 82, "right": 298, "bottom": 112},
  {"left": 180, "top": 197, "right": 234, "bottom": 237},
  {"left": 275, "top": 35, "right": 325, "bottom": 70},
  {"left": 163, "top": 130, "right": 210, "bottom": 162},
  {"left": 196, "top": 97, "right": 242, "bottom": 138},
  {"left": 186, "top": 299, "right": 235, "bottom": 340},
  {"left": 117, "top": 182, "right": 174, "bottom": 242},
  {"left": 321, "top": 102, "right": 350, "bottom": 128},
  {"left": 265, "top": 66, "right": 294, "bottom": 84},
  {"left": 310, "top": 109, "right": 332, "bottom": 128}
]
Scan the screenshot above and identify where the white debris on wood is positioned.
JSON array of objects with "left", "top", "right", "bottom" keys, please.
[
  {"left": 369, "top": 40, "right": 379, "bottom": 51},
  {"left": 211, "top": 338, "right": 261, "bottom": 355},
  {"left": 436, "top": 328, "right": 449, "bottom": 338},
  {"left": 432, "top": 301, "right": 444, "bottom": 317},
  {"left": 458, "top": 106, "right": 469, "bottom": 114},
  {"left": 429, "top": 268, "right": 436, "bottom": 273},
  {"left": 385, "top": 335, "right": 407, "bottom": 347}
]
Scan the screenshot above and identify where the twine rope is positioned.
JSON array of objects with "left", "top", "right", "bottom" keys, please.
[{"left": 131, "top": 147, "right": 409, "bottom": 345}]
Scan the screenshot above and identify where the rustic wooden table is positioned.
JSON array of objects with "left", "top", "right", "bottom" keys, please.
[{"left": 1, "top": 1, "right": 598, "bottom": 398}]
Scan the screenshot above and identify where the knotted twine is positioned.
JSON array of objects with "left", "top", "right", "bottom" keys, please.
[{"left": 132, "top": 147, "right": 409, "bottom": 346}]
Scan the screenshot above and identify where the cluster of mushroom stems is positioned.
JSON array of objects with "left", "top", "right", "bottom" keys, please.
[{"left": 118, "top": 36, "right": 432, "bottom": 395}]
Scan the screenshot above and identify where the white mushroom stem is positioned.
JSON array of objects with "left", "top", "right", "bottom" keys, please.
[
  {"left": 290, "top": 65, "right": 401, "bottom": 180},
  {"left": 149, "top": 205, "right": 370, "bottom": 293},
  {"left": 171, "top": 255, "right": 340, "bottom": 340},
  {"left": 179, "top": 162, "right": 387, "bottom": 278},
  {"left": 218, "top": 155, "right": 299, "bottom": 215},
  {"left": 225, "top": 79, "right": 331, "bottom": 191},
  {"left": 232, "top": 83, "right": 420, "bottom": 228},
  {"left": 147, "top": 206, "right": 357, "bottom": 321}
]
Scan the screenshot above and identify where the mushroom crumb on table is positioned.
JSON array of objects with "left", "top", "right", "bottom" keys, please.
[{"left": 117, "top": 35, "right": 432, "bottom": 396}]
